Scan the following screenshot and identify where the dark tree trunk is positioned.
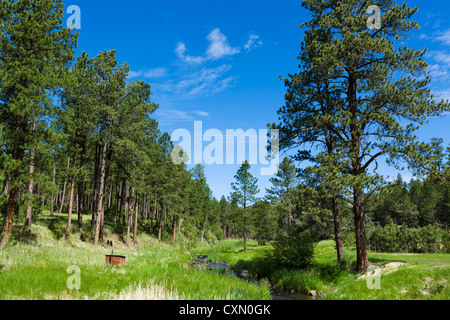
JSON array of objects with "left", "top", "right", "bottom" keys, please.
[
  {"left": 122, "top": 178, "right": 128, "bottom": 226},
  {"left": 354, "top": 187, "right": 369, "bottom": 271},
  {"left": 133, "top": 192, "right": 139, "bottom": 244},
  {"left": 332, "top": 197, "right": 345, "bottom": 264},
  {"left": 59, "top": 156, "right": 71, "bottom": 215},
  {"left": 172, "top": 214, "right": 176, "bottom": 242},
  {"left": 25, "top": 119, "right": 37, "bottom": 229},
  {"left": 50, "top": 160, "right": 56, "bottom": 216},
  {"left": 158, "top": 206, "right": 163, "bottom": 241},
  {"left": 126, "top": 187, "right": 135, "bottom": 247},
  {"left": 93, "top": 141, "right": 108, "bottom": 246},
  {"left": 1, "top": 120, "right": 26, "bottom": 247},
  {"left": 65, "top": 155, "right": 77, "bottom": 240}
]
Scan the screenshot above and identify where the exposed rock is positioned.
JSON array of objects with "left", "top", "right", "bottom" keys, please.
[
  {"left": 309, "top": 290, "right": 318, "bottom": 297},
  {"left": 357, "top": 262, "right": 406, "bottom": 280},
  {"left": 189, "top": 261, "right": 204, "bottom": 268},
  {"left": 238, "top": 270, "right": 249, "bottom": 279}
]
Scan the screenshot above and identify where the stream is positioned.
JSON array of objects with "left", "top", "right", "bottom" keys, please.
[{"left": 190, "top": 255, "right": 313, "bottom": 301}]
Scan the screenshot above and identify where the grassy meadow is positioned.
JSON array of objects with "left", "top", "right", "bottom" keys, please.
[
  {"left": 195, "top": 239, "right": 450, "bottom": 300},
  {"left": 0, "top": 213, "right": 271, "bottom": 300},
  {"left": 0, "top": 212, "right": 448, "bottom": 300}
]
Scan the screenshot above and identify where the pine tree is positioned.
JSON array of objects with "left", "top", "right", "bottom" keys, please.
[
  {"left": 0, "top": 0, "right": 77, "bottom": 246},
  {"left": 275, "top": 0, "right": 450, "bottom": 271},
  {"left": 231, "top": 161, "right": 260, "bottom": 252}
]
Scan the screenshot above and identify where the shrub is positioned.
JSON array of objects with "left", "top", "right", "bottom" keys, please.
[
  {"left": 272, "top": 229, "right": 315, "bottom": 268},
  {"left": 368, "top": 221, "right": 446, "bottom": 253}
]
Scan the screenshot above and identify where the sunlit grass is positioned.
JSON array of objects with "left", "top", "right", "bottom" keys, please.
[
  {"left": 195, "top": 239, "right": 450, "bottom": 300},
  {"left": 0, "top": 214, "right": 271, "bottom": 300}
]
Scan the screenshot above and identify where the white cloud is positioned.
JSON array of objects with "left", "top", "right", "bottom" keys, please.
[
  {"left": 156, "top": 108, "right": 193, "bottom": 122},
  {"left": 244, "top": 34, "right": 263, "bottom": 52},
  {"left": 435, "top": 29, "right": 450, "bottom": 46},
  {"left": 428, "top": 50, "right": 450, "bottom": 65},
  {"left": 128, "top": 67, "right": 168, "bottom": 79},
  {"left": 428, "top": 64, "right": 450, "bottom": 80},
  {"left": 175, "top": 29, "right": 241, "bottom": 64},
  {"left": 433, "top": 89, "right": 450, "bottom": 101},
  {"left": 205, "top": 29, "right": 240, "bottom": 60},
  {"left": 175, "top": 42, "right": 205, "bottom": 64},
  {"left": 177, "top": 64, "right": 236, "bottom": 97},
  {"left": 155, "top": 64, "right": 236, "bottom": 99},
  {"left": 193, "top": 111, "right": 209, "bottom": 117}
]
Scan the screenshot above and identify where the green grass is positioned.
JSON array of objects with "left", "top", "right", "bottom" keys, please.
[
  {"left": 194, "top": 239, "right": 450, "bottom": 300},
  {"left": 0, "top": 214, "right": 271, "bottom": 300}
]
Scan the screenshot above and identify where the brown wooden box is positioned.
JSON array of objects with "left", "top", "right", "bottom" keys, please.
[{"left": 105, "top": 255, "right": 126, "bottom": 266}]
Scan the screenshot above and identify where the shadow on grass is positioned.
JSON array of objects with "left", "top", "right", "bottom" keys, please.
[
  {"left": 232, "top": 252, "right": 353, "bottom": 294},
  {"left": 10, "top": 226, "right": 38, "bottom": 244}
]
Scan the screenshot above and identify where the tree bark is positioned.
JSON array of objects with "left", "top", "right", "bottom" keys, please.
[
  {"left": 201, "top": 215, "right": 208, "bottom": 243},
  {"left": 65, "top": 155, "right": 77, "bottom": 240},
  {"left": 122, "top": 178, "right": 128, "bottom": 226},
  {"left": 25, "top": 120, "right": 37, "bottom": 229},
  {"left": 158, "top": 206, "right": 163, "bottom": 241},
  {"left": 172, "top": 214, "right": 177, "bottom": 242},
  {"left": 50, "top": 160, "right": 56, "bottom": 216},
  {"left": 354, "top": 187, "right": 369, "bottom": 271},
  {"left": 332, "top": 197, "right": 345, "bottom": 264},
  {"left": 93, "top": 141, "right": 108, "bottom": 246},
  {"left": 1, "top": 120, "right": 26, "bottom": 247},
  {"left": 59, "top": 156, "right": 71, "bottom": 215},
  {"left": 133, "top": 192, "right": 139, "bottom": 244},
  {"left": 126, "top": 187, "right": 135, "bottom": 247}
]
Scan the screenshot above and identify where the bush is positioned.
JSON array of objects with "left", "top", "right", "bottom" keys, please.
[
  {"left": 368, "top": 221, "right": 447, "bottom": 253},
  {"left": 272, "top": 229, "right": 315, "bottom": 268}
]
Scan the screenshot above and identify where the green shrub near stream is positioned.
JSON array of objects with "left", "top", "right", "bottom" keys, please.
[{"left": 197, "top": 239, "right": 450, "bottom": 300}]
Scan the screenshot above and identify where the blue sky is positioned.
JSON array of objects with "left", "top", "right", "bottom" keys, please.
[{"left": 64, "top": 0, "right": 450, "bottom": 200}]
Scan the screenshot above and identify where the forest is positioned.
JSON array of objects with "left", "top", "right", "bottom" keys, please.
[{"left": 0, "top": 0, "right": 449, "bottom": 302}]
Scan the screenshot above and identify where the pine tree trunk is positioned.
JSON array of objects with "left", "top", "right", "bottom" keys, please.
[
  {"left": 332, "top": 197, "right": 345, "bottom": 264},
  {"left": 2, "top": 173, "right": 11, "bottom": 196},
  {"left": 158, "top": 207, "right": 163, "bottom": 241},
  {"left": 354, "top": 187, "right": 369, "bottom": 271},
  {"left": 93, "top": 141, "right": 108, "bottom": 246},
  {"left": 201, "top": 215, "right": 208, "bottom": 243},
  {"left": 172, "top": 214, "right": 176, "bottom": 242},
  {"left": 65, "top": 155, "right": 77, "bottom": 240},
  {"left": 107, "top": 180, "right": 113, "bottom": 209},
  {"left": 133, "top": 192, "right": 139, "bottom": 244},
  {"left": 100, "top": 177, "right": 108, "bottom": 241},
  {"left": 1, "top": 121, "right": 26, "bottom": 247},
  {"left": 91, "top": 143, "right": 100, "bottom": 227},
  {"left": 122, "top": 179, "right": 128, "bottom": 226},
  {"left": 178, "top": 217, "right": 182, "bottom": 235},
  {"left": 126, "top": 187, "right": 135, "bottom": 247},
  {"left": 77, "top": 181, "right": 83, "bottom": 228},
  {"left": 50, "top": 161, "right": 56, "bottom": 216},
  {"left": 25, "top": 127, "right": 37, "bottom": 228},
  {"left": 151, "top": 199, "right": 156, "bottom": 228},
  {"left": 59, "top": 156, "right": 71, "bottom": 215}
]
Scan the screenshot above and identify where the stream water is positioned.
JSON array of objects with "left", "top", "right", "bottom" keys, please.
[{"left": 191, "top": 256, "right": 313, "bottom": 301}]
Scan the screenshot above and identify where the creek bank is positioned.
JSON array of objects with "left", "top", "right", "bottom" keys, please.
[{"left": 189, "top": 255, "right": 314, "bottom": 300}]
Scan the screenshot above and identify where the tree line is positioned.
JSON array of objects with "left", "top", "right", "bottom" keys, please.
[{"left": 0, "top": 0, "right": 225, "bottom": 247}]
